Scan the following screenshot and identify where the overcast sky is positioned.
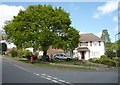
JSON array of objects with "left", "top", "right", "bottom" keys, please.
[{"left": 0, "top": 1, "right": 119, "bottom": 42}]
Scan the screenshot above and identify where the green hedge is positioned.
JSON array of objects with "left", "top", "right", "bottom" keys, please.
[
  {"left": 22, "top": 50, "right": 32, "bottom": 60},
  {"left": 7, "top": 49, "right": 18, "bottom": 57},
  {"left": 89, "top": 57, "right": 117, "bottom": 67}
]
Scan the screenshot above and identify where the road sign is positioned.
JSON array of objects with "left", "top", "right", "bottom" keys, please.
[{"left": 113, "top": 49, "right": 116, "bottom": 53}]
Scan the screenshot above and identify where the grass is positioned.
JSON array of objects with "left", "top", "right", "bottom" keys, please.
[
  {"left": 20, "top": 60, "right": 96, "bottom": 70},
  {"left": 3, "top": 55, "right": 96, "bottom": 70},
  {"left": 49, "top": 60, "right": 100, "bottom": 67}
]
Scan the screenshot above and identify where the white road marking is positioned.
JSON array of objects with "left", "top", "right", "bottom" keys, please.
[
  {"left": 58, "top": 79, "right": 66, "bottom": 83},
  {"left": 51, "top": 80, "right": 59, "bottom": 83},
  {"left": 52, "top": 77, "right": 58, "bottom": 80},
  {"left": 42, "top": 74, "right": 46, "bottom": 76},
  {"left": 46, "top": 77, "right": 52, "bottom": 80},
  {"left": 13, "top": 64, "right": 73, "bottom": 85},
  {"left": 33, "top": 73, "right": 40, "bottom": 76},
  {"left": 41, "top": 73, "right": 72, "bottom": 84}
]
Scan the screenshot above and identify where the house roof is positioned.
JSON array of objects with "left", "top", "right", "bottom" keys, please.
[{"left": 80, "top": 33, "right": 104, "bottom": 42}]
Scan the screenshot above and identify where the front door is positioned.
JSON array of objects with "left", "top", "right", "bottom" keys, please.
[{"left": 81, "top": 51, "right": 85, "bottom": 60}]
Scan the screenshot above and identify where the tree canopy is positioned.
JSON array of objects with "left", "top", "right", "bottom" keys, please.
[
  {"left": 101, "top": 29, "right": 111, "bottom": 43},
  {"left": 3, "top": 4, "right": 80, "bottom": 57}
]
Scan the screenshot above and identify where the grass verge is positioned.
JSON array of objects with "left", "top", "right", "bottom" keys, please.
[
  {"left": 50, "top": 60, "right": 100, "bottom": 67},
  {"left": 3, "top": 55, "right": 96, "bottom": 70}
]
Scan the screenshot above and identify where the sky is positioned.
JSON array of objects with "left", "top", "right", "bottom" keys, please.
[{"left": 0, "top": 1, "right": 119, "bottom": 43}]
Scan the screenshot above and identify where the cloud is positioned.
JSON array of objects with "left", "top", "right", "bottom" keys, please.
[
  {"left": 93, "top": 1, "right": 118, "bottom": 18},
  {"left": 113, "top": 16, "right": 118, "bottom": 22},
  {"left": 79, "top": 32, "right": 85, "bottom": 34},
  {"left": 96, "top": 32, "right": 102, "bottom": 38},
  {"left": 68, "top": 3, "right": 80, "bottom": 10},
  {"left": 0, "top": 4, "right": 25, "bottom": 30}
]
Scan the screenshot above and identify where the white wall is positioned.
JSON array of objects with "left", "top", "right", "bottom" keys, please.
[
  {"left": 0, "top": 40, "right": 16, "bottom": 49},
  {"left": 73, "top": 41, "right": 105, "bottom": 60},
  {"left": 88, "top": 41, "right": 105, "bottom": 59}
]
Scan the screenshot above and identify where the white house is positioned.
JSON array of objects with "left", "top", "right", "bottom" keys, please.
[
  {"left": 73, "top": 33, "right": 105, "bottom": 60},
  {"left": 0, "top": 40, "right": 16, "bottom": 49}
]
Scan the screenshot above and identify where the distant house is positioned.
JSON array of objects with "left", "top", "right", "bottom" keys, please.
[
  {"left": 47, "top": 46, "right": 64, "bottom": 58},
  {"left": 0, "top": 40, "right": 16, "bottom": 49},
  {"left": 73, "top": 33, "right": 105, "bottom": 60}
]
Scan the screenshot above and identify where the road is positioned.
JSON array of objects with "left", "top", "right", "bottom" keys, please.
[{"left": 1, "top": 56, "right": 119, "bottom": 85}]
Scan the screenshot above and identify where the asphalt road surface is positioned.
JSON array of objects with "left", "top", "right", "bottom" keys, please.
[{"left": 1, "top": 56, "right": 119, "bottom": 85}]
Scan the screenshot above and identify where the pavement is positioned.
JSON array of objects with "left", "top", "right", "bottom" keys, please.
[{"left": 1, "top": 55, "right": 119, "bottom": 85}]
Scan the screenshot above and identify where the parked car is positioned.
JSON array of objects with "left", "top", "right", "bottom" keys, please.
[{"left": 53, "top": 53, "right": 72, "bottom": 61}]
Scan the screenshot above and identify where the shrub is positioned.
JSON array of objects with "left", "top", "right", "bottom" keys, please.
[
  {"left": 89, "top": 58, "right": 98, "bottom": 63},
  {"left": 89, "top": 57, "right": 117, "bottom": 67},
  {"left": 72, "top": 57, "right": 79, "bottom": 61},
  {"left": 8, "top": 49, "right": 17, "bottom": 57},
  {"left": 100, "top": 58, "right": 116, "bottom": 67},
  {"left": 17, "top": 49, "right": 24, "bottom": 58},
  {"left": 34, "top": 52, "right": 39, "bottom": 60},
  {"left": 23, "top": 50, "right": 32, "bottom": 60},
  {"left": 39, "top": 55, "right": 43, "bottom": 59},
  {"left": 106, "top": 50, "right": 116, "bottom": 58},
  {"left": 100, "top": 55, "right": 107, "bottom": 58}
]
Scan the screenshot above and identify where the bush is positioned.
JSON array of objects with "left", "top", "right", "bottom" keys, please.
[
  {"left": 101, "top": 55, "right": 107, "bottom": 58},
  {"left": 17, "top": 49, "right": 24, "bottom": 57},
  {"left": 106, "top": 50, "right": 116, "bottom": 58},
  {"left": 23, "top": 50, "right": 32, "bottom": 60},
  {"left": 89, "top": 57, "right": 117, "bottom": 67},
  {"left": 100, "top": 58, "right": 116, "bottom": 67},
  {"left": 72, "top": 57, "right": 79, "bottom": 61},
  {"left": 34, "top": 52, "right": 39, "bottom": 60},
  {"left": 8, "top": 49, "right": 17, "bottom": 57},
  {"left": 89, "top": 58, "right": 98, "bottom": 63}
]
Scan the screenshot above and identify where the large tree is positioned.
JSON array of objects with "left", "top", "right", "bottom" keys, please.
[
  {"left": 3, "top": 5, "right": 80, "bottom": 58},
  {"left": 101, "top": 29, "right": 111, "bottom": 43},
  {"left": 110, "top": 40, "right": 120, "bottom": 57}
]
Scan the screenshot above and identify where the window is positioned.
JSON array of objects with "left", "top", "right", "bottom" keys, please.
[
  {"left": 82, "top": 42, "right": 86, "bottom": 46},
  {"left": 80, "top": 42, "right": 88, "bottom": 46},
  {"left": 90, "top": 41, "right": 92, "bottom": 46},
  {"left": 86, "top": 42, "right": 88, "bottom": 46},
  {"left": 80, "top": 42, "right": 82, "bottom": 46},
  {"left": 91, "top": 51, "right": 100, "bottom": 56},
  {"left": 93, "top": 42, "right": 98, "bottom": 46},
  {"left": 99, "top": 41, "right": 101, "bottom": 46}
]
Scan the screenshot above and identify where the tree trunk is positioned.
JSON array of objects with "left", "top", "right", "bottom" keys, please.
[
  {"left": 42, "top": 50, "right": 47, "bottom": 61},
  {"left": 43, "top": 50, "right": 47, "bottom": 56}
]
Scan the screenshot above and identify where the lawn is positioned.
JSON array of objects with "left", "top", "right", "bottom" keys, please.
[
  {"left": 3, "top": 55, "right": 97, "bottom": 70},
  {"left": 49, "top": 60, "right": 100, "bottom": 67}
]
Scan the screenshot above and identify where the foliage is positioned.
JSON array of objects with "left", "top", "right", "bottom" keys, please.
[
  {"left": 72, "top": 57, "right": 79, "bottom": 61},
  {"left": 17, "top": 49, "right": 24, "bottom": 57},
  {"left": 7, "top": 49, "right": 18, "bottom": 57},
  {"left": 100, "top": 55, "right": 107, "bottom": 58},
  {"left": 89, "top": 58, "right": 117, "bottom": 67},
  {"left": 110, "top": 40, "right": 120, "bottom": 57},
  {"left": 89, "top": 58, "right": 98, "bottom": 63},
  {"left": 0, "top": 30, "right": 6, "bottom": 41},
  {"left": 101, "top": 29, "right": 111, "bottom": 43},
  {"left": 105, "top": 40, "right": 120, "bottom": 58},
  {"left": 106, "top": 50, "right": 116, "bottom": 58},
  {"left": 22, "top": 50, "right": 32, "bottom": 60},
  {"left": 34, "top": 52, "right": 39, "bottom": 60},
  {"left": 3, "top": 4, "right": 80, "bottom": 58}
]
